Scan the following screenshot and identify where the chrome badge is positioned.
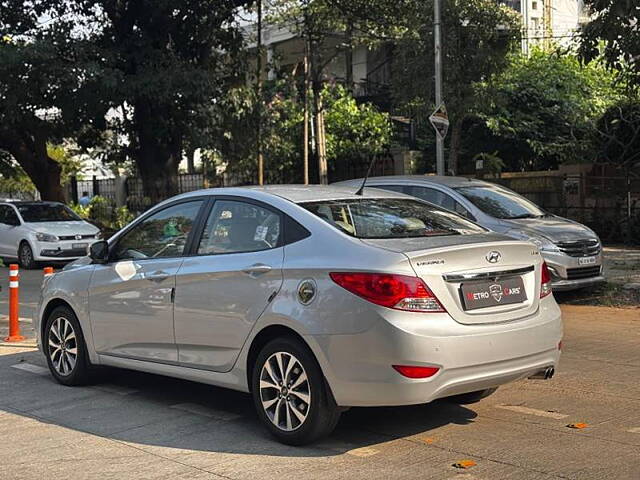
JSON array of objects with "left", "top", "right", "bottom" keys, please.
[{"left": 486, "top": 251, "right": 501, "bottom": 263}]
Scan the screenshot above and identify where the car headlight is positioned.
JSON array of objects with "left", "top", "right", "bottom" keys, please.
[
  {"left": 95, "top": 230, "right": 103, "bottom": 240},
  {"left": 36, "top": 232, "right": 59, "bottom": 242},
  {"left": 506, "top": 229, "right": 559, "bottom": 252}
]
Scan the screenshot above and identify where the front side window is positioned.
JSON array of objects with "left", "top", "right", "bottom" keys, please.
[
  {"left": 112, "top": 201, "right": 202, "bottom": 260},
  {"left": 455, "top": 186, "right": 545, "bottom": 219},
  {"left": 17, "top": 203, "right": 81, "bottom": 222},
  {"left": 197, "top": 200, "right": 281, "bottom": 254},
  {"left": 303, "top": 198, "right": 484, "bottom": 239}
]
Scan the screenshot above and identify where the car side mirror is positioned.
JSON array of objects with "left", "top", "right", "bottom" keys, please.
[{"left": 89, "top": 240, "right": 109, "bottom": 263}]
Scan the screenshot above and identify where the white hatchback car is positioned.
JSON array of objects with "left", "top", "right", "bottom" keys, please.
[{"left": 0, "top": 201, "right": 101, "bottom": 268}]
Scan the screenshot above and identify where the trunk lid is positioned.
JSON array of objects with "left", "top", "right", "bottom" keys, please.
[{"left": 362, "top": 236, "right": 544, "bottom": 325}]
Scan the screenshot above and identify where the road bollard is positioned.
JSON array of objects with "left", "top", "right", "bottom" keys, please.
[{"left": 4, "top": 264, "right": 25, "bottom": 342}]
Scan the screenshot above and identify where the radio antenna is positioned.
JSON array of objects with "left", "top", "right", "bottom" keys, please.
[{"left": 355, "top": 155, "right": 378, "bottom": 196}]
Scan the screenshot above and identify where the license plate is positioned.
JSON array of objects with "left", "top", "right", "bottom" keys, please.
[
  {"left": 578, "top": 256, "right": 596, "bottom": 266},
  {"left": 72, "top": 243, "right": 88, "bottom": 250},
  {"left": 461, "top": 277, "right": 527, "bottom": 311}
]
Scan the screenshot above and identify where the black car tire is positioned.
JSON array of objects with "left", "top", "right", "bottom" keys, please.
[
  {"left": 44, "top": 305, "right": 92, "bottom": 386},
  {"left": 252, "top": 336, "right": 341, "bottom": 445},
  {"left": 18, "top": 241, "right": 37, "bottom": 269}
]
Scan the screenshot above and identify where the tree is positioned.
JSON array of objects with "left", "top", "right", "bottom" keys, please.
[
  {"left": 579, "top": 0, "right": 640, "bottom": 89},
  {"left": 0, "top": 2, "right": 97, "bottom": 201},
  {"left": 215, "top": 80, "right": 391, "bottom": 183},
  {"left": 1, "top": 0, "right": 250, "bottom": 203},
  {"left": 92, "top": 0, "right": 250, "bottom": 202},
  {"left": 389, "top": 0, "right": 520, "bottom": 174},
  {"left": 473, "top": 49, "right": 621, "bottom": 171}
]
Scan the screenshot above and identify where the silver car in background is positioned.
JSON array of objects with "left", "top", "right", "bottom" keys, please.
[
  {"left": 336, "top": 176, "right": 604, "bottom": 291},
  {"left": 35, "top": 186, "right": 562, "bottom": 445}
]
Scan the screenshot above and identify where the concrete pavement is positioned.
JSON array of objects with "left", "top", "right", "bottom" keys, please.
[{"left": 0, "top": 265, "right": 639, "bottom": 479}]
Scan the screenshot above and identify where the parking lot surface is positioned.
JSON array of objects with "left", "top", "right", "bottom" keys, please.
[{"left": 0, "top": 265, "right": 639, "bottom": 479}]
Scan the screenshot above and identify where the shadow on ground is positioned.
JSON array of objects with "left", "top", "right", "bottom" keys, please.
[{"left": 0, "top": 349, "right": 478, "bottom": 458}]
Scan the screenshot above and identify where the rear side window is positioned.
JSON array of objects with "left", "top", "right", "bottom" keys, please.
[
  {"left": 302, "top": 198, "right": 484, "bottom": 239},
  {"left": 197, "top": 200, "right": 281, "bottom": 254}
]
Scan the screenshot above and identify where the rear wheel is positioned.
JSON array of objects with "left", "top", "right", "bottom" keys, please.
[
  {"left": 251, "top": 337, "right": 340, "bottom": 445},
  {"left": 44, "top": 306, "right": 92, "bottom": 386},
  {"left": 446, "top": 387, "right": 498, "bottom": 404},
  {"left": 18, "top": 241, "right": 36, "bottom": 269}
]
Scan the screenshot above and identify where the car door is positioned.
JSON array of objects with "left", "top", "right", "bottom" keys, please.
[
  {"left": 174, "top": 198, "right": 284, "bottom": 372},
  {"left": 88, "top": 199, "right": 205, "bottom": 363},
  {"left": 0, "top": 205, "right": 22, "bottom": 257}
]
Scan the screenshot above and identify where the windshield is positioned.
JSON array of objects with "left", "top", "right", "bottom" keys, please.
[
  {"left": 302, "top": 198, "right": 484, "bottom": 239},
  {"left": 18, "top": 204, "right": 82, "bottom": 222},
  {"left": 455, "top": 186, "right": 545, "bottom": 219}
]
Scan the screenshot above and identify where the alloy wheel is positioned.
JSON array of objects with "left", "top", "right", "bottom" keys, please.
[
  {"left": 259, "top": 351, "right": 311, "bottom": 432},
  {"left": 48, "top": 317, "right": 78, "bottom": 376},
  {"left": 20, "top": 244, "right": 32, "bottom": 267}
]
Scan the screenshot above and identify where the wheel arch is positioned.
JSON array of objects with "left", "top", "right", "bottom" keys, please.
[
  {"left": 245, "top": 324, "right": 336, "bottom": 405},
  {"left": 41, "top": 298, "right": 77, "bottom": 341}
]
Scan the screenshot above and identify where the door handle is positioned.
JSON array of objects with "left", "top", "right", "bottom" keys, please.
[
  {"left": 146, "top": 271, "right": 170, "bottom": 283},
  {"left": 242, "top": 264, "right": 272, "bottom": 276}
]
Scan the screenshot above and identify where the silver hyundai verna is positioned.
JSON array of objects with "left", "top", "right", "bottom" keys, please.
[
  {"left": 336, "top": 176, "right": 604, "bottom": 291},
  {"left": 35, "top": 186, "right": 562, "bottom": 445}
]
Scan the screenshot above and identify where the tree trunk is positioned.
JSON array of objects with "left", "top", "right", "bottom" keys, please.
[
  {"left": 133, "top": 101, "right": 181, "bottom": 203},
  {"left": 448, "top": 118, "right": 463, "bottom": 175},
  {"left": 0, "top": 131, "right": 65, "bottom": 202},
  {"left": 311, "top": 77, "right": 328, "bottom": 185}
]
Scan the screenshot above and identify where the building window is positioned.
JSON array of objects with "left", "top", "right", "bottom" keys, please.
[{"left": 532, "top": 1, "right": 538, "bottom": 9}]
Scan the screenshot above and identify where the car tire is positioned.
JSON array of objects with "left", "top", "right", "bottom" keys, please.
[
  {"left": 44, "top": 306, "right": 92, "bottom": 386},
  {"left": 446, "top": 387, "right": 498, "bottom": 405},
  {"left": 18, "top": 241, "right": 37, "bottom": 269},
  {"left": 251, "top": 336, "right": 341, "bottom": 446}
]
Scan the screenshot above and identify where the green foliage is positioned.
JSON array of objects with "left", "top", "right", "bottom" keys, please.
[
  {"left": 47, "top": 144, "right": 83, "bottom": 184},
  {"left": 594, "top": 99, "right": 640, "bottom": 169},
  {"left": 579, "top": 0, "right": 640, "bottom": 89},
  {"left": 389, "top": 0, "right": 521, "bottom": 172},
  {"left": 472, "top": 151, "right": 504, "bottom": 177},
  {"left": 216, "top": 80, "right": 391, "bottom": 183},
  {"left": 474, "top": 49, "right": 622, "bottom": 170},
  {"left": 70, "top": 196, "right": 135, "bottom": 233},
  {"left": 323, "top": 85, "right": 392, "bottom": 162}
]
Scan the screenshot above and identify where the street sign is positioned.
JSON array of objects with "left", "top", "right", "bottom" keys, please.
[{"left": 429, "top": 103, "right": 449, "bottom": 140}]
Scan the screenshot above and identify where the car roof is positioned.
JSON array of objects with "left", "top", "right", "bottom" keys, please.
[
  {"left": 0, "top": 201, "right": 63, "bottom": 206},
  {"left": 175, "top": 184, "right": 406, "bottom": 204},
  {"left": 337, "top": 175, "right": 494, "bottom": 189}
]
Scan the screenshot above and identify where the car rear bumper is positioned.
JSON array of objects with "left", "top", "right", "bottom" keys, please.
[
  {"left": 306, "top": 299, "right": 562, "bottom": 407},
  {"left": 551, "top": 275, "right": 606, "bottom": 291}
]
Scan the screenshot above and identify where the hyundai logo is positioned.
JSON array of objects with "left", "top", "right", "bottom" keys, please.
[
  {"left": 486, "top": 251, "right": 501, "bottom": 263},
  {"left": 75, "top": 235, "right": 82, "bottom": 240}
]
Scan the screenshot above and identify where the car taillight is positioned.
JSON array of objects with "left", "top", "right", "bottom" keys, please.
[
  {"left": 540, "top": 262, "right": 552, "bottom": 298},
  {"left": 392, "top": 365, "right": 440, "bottom": 378},
  {"left": 329, "top": 272, "right": 446, "bottom": 313}
]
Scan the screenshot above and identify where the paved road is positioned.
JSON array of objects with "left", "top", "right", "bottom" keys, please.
[{"left": 0, "top": 265, "right": 639, "bottom": 479}]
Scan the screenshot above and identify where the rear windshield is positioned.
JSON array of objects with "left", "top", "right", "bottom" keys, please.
[
  {"left": 455, "top": 186, "right": 545, "bottom": 219},
  {"left": 18, "top": 204, "right": 81, "bottom": 222},
  {"left": 302, "top": 198, "right": 484, "bottom": 239}
]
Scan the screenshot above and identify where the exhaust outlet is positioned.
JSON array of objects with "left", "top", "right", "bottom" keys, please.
[{"left": 529, "top": 367, "right": 555, "bottom": 380}]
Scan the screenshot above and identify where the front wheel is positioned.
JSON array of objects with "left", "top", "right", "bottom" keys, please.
[
  {"left": 251, "top": 337, "right": 341, "bottom": 445},
  {"left": 44, "top": 306, "right": 92, "bottom": 386},
  {"left": 18, "top": 241, "right": 37, "bottom": 269}
]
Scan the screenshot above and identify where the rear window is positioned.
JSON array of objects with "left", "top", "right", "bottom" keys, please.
[{"left": 301, "top": 198, "right": 484, "bottom": 239}]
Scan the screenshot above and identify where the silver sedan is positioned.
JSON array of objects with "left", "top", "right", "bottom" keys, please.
[{"left": 35, "top": 186, "right": 562, "bottom": 445}]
